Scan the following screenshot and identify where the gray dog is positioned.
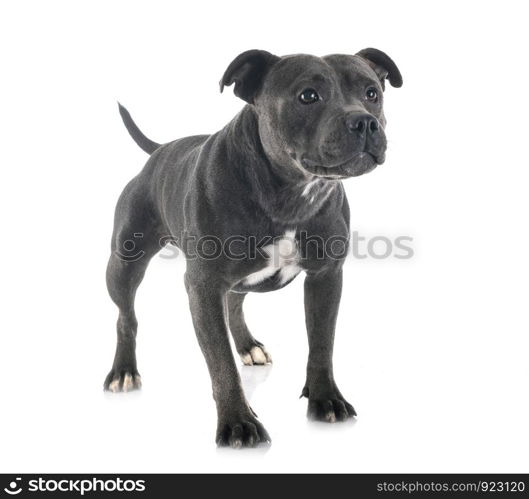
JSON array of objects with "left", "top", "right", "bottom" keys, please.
[{"left": 105, "top": 48, "right": 402, "bottom": 448}]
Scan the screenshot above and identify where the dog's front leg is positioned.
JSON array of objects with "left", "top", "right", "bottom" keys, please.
[
  {"left": 302, "top": 265, "right": 357, "bottom": 422},
  {"left": 184, "top": 271, "right": 270, "bottom": 448}
]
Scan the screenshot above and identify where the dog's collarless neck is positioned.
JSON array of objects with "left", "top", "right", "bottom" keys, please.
[{"left": 224, "top": 107, "right": 340, "bottom": 225}]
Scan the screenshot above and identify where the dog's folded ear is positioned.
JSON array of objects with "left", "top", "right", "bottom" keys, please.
[
  {"left": 220, "top": 50, "right": 280, "bottom": 104},
  {"left": 356, "top": 48, "right": 403, "bottom": 90}
]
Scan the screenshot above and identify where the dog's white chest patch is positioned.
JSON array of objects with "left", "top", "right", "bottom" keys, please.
[
  {"left": 301, "top": 178, "right": 336, "bottom": 204},
  {"left": 302, "top": 179, "right": 322, "bottom": 198},
  {"left": 243, "top": 230, "right": 301, "bottom": 286}
]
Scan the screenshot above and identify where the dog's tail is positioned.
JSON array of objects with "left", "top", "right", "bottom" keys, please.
[{"left": 118, "top": 102, "right": 161, "bottom": 154}]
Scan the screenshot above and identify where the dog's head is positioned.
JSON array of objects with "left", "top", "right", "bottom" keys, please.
[{"left": 220, "top": 49, "right": 402, "bottom": 180}]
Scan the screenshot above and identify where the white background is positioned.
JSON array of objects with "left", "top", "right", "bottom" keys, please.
[{"left": 1, "top": 0, "right": 528, "bottom": 473}]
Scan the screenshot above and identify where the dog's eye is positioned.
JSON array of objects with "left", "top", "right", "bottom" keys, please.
[
  {"left": 365, "top": 87, "right": 378, "bottom": 102},
  {"left": 299, "top": 88, "right": 320, "bottom": 104}
]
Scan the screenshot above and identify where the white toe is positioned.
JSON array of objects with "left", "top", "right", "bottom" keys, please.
[
  {"left": 250, "top": 346, "right": 268, "bottom": 364},
  {"left": 108, "top": 379, "right": 120, "bottom": 393},
  {"left": 240, "top": 346, "right": 272, "bottom": 365},
  {"left": 122, "top": 373, "right": 134, "bottom": 392},
  {"left": 241, "top": 352, "right": 253, "bottom": 365},
  {"left": 325, "top": 412, "right": 337, "bottom": 423}
]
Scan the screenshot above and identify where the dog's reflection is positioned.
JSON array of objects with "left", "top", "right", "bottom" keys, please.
[{"left": 240, "top": 365, "right": 272, "bottom": 401}]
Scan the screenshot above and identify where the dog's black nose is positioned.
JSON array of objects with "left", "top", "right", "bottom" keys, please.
[{"left": 346, "top": 114, "right": 379, "bottom": 134}]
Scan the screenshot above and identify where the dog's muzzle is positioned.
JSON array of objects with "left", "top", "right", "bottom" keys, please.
[{"left": 300, "top": 112, "right": 386, "bottom": 179}]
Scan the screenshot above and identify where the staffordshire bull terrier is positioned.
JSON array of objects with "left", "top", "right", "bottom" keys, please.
[{"left": 104, "top": 48, "right": 402, "bottom": 448}]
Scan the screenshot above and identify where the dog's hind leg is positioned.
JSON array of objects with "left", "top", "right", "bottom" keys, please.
[
  {"left": 104, "top": 184, "right": 163, "bottom": 392},
  {"left": 104, "top": 230, "right": 160, "bottom": 392},
  {"left": 227, "top": 292, "right": 272, "bottom": 366}
]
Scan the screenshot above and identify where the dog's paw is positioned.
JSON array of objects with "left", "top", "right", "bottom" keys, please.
[
  {"left": 239, "top": 345, "right": 272, "bottom": 366},
  {"left": 216, "top": 414, "right": 271, "bottom": 449},
  {"left": 307, "top": 398, "right": 356, "bottom": 422},
  {"left": 301, "top": 386, "right": 356, "bottom": 422},
  {"left": 104, "top": 369, "right": 142, "bottom": 393}
]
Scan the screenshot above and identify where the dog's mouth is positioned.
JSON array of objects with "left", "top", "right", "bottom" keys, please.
[{"left": 300, "top": 151, "right": 384, "bottom": 179}]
